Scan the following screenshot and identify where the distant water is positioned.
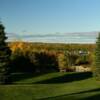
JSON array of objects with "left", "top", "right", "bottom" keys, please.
[{"left": 7, "top": 32, "right": 98, "bottom": 44}]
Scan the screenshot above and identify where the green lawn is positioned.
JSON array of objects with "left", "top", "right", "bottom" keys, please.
[{"left": 0, "top": 72, "right": 100, "bottom": 100}]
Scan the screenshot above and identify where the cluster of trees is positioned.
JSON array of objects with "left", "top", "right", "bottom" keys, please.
[
  {"left": 9, "top": 42, "right": 95, "bottom": 52},
  {"left": 9, "top": 43, "right": 93, "bottom": 73}
]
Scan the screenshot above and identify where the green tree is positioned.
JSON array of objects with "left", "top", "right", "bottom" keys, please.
[
  {"left": 94, "top": 33, "right": 100, "bottom": 79},
  {"left": 0, "top": 23, "right": 11, "bottom": 84}
]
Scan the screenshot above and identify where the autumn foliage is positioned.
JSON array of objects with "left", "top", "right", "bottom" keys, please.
[{"left": 8, "top": 42, "right": 95, "bottom": 73}]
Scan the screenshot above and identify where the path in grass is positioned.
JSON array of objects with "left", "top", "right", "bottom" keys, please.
[{"left": 0, "top": 72, "right": 100, "bottom": 100}]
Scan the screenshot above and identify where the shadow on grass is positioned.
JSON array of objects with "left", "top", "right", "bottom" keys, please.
[
  {"left": 10, "top": 73, "right": 34, "bottom": 83},
  {"left": 35, "top": 72, "right": 92, "bottom": 84},
  {"left": 82, "top": 94, "right": 100, "bottom": 100},
  {"left": 39, "top": 88, "right": 100, "bottom": 100},
  {"left": 10, "top": 71, "right": 56, "bottom": 83}
]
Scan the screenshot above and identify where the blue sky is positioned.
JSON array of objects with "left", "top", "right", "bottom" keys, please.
[{"left": 0, "top": 0, "right": 100, "bottom": 35}]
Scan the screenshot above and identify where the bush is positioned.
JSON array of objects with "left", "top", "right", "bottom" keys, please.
[
  {"left": 34, "top": 51, "right": 58, "bottom": 72},
  {"left": 10, "top": 49, "right": 58, "bottom": 73},
  {"left": 10, "top": 49, "right": 35, "bottom": 73}
]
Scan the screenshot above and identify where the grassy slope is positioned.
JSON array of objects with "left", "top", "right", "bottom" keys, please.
[{"left": 0, "top": 72, "right": 100, "bottom": 100}]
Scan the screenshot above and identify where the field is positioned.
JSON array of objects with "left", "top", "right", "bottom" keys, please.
[
  {"left": 0, "top": 43, "right": 99, "bottom": 100},
  {"left": 0, "top": 72, "right": 100, "bottom": 100}
]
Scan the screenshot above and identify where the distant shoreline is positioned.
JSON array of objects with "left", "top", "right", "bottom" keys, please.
[
  {"left": 6, "top": 32, "right": 98, "bottom": 44},
  {"left": 7, "top": 41, "right": 95, "bottom": 45}
]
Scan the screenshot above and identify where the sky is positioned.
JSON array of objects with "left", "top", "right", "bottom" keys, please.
[{"left": 0, "top": 0, "right": 100, "bottom": 35}]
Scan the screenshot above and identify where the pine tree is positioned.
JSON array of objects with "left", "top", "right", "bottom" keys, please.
[
  {"left": 0, "top": 22, "right": 11, "bottom": 84},
  {"left": 94, "top": 33, "right": 100, "bottom": 79}
]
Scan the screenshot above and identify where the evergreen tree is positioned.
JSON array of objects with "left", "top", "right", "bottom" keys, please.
[
  {"left": 0, "top": 22, "right": 11, "bottom": 84},
  {"left": 94, "top": 33, "right": 100, "bottom": 79}
]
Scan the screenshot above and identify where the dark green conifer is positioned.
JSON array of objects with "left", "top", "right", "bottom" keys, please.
[
  {"left": 0, "top": 22, "right": 11, "bottom": 84},
  {"left": 94, "top": 33, "right": 100, "bottom": 79}
]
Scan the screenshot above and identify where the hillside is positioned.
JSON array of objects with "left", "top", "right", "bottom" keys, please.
[{"left": 0, "top": 72, "right": 100, "bottom": 100}]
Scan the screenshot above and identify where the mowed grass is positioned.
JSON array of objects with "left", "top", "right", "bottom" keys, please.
[{"left": 0, "top": 72, "right": 100, "bottom": 100}]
